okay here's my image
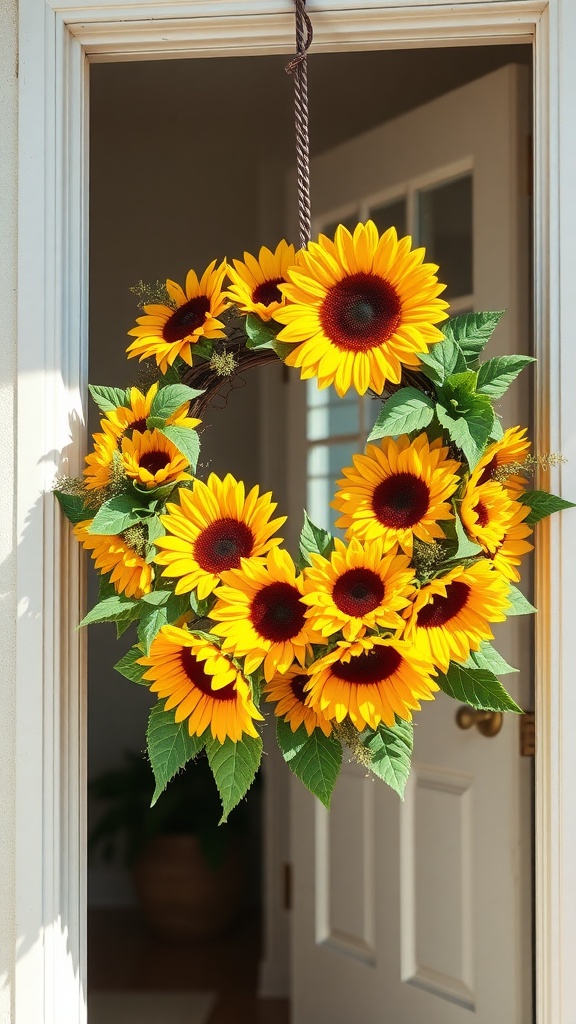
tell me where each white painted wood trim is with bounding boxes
[17,4,89,1022]
[16,0,576,1020]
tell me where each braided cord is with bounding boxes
[286,0,314,248]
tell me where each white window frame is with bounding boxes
[16,2,576,1022]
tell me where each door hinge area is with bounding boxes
[520,711,535,757]
[283,862,293,910]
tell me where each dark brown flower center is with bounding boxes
[250,581,306,643]
[372,473,430,529]
[475,501,489,528]
[290,673,309,705]
[416,581,471,629]
[252,278,284,307]
[139,451,171,475]
[320,272,402,352]
[162,295,211,344]
[332,567,385,617]
[194,518,255,575]
[477,456,498,486]
[129,417,148,434]
[180,646,236,701]
[331,644,403,685]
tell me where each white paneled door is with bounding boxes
[289,66,533,1024]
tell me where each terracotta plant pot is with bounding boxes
[132,834,243,939]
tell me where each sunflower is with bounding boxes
[489,500,533,582]
[305,635,438,731]
[273,221,449,397]
[209,547,318,682]
[227,240,297,322]
[126,261,230,372]
[102,383,201,442]
[301,536,415,641]
[470,426,530,499]
[333,433,461,555]
[154,473,286,599]
[121,429,192,490]
[264,665,333,737]
[460,479,515,554]
[138,625,263,744]
[73,520,153,598]
[83,429,118,491]
[403,561,511,672]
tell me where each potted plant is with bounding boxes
[88,751,256,939]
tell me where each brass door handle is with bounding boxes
[455,705,503,737]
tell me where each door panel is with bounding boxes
[289,65,532,1024]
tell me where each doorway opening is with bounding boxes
[87,41,533,1024]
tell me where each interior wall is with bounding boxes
[87,44,531,909]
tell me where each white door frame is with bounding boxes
[16,1,576,1022]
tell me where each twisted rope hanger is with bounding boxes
[286,0,314,249]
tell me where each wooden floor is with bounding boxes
[88,908,290,1024]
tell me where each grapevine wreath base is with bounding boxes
[56,222,573,817]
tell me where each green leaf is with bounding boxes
[150,384,204,421]
[419,337,466,384]
[476,355,535,399]
[463,641,518,676]
[205,734,263,822]
[190,591,215,619]
[138,604,169,653]
[298,511,335,567]
[79,593,141,627]
[437,663,522,712]
[361,718,413,798]
[277,720,342,809]
[88,384,129,413]
[140,589,172,607]
[157,365,183,386]
[436,396,494,469]
[506,584,537,615]
[116,613,140,637]
[160,426,200,473]
[54,490,91,525]
[244,313,281,348]
[114,646,148,684]
[190,338,214,361]
[490,416,504,441]
[367,387,434,442]
[146,515,165,546]
[520,489,576,524]
[87,494,150,536]
[147,701,206,806]
[450,512,483,560]
[442,311,505,365]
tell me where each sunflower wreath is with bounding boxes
[55,222,574,819]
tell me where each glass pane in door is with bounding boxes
[418,174,473,298]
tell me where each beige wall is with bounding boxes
[0,0,17,1016]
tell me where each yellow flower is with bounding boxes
[227,240,297,322]
[305,635,438,731]
[273,221,449,396]
[333,433,461,555]
[155,473,286,600]
[469,426,530,499]
[102,382,201,442]
[488,501,533,582]
[264,665,333,737]
[83,429,118,492]
[126,261,230,372]
[301,536,415,641]
[121,429,192,490]
[73,520,153,598]
[403,561,511,672]
[138,625,263,744]
[209,547,318,682]
[460,479,515,554]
